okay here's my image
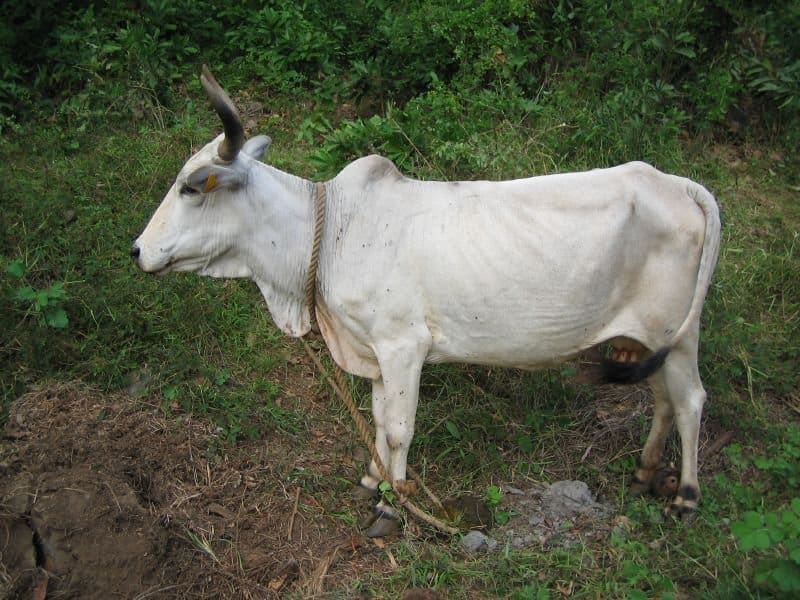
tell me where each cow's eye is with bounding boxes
[180,183,199,196]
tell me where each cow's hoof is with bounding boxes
[663,485,699,522]
[365,514,401,538]
[663,502,697,522]
[651,467,680,498]
[353,483,379,500]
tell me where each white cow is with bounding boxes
[133,68,720,537]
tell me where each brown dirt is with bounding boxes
[0,381,391,599]
[0,369,737,599]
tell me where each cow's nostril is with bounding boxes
[131,245,141,260]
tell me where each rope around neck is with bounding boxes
[300,181,458,535]
[303,182,327,314]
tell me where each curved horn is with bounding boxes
[200,65,245,162]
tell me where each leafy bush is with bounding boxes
[732,498,800,595]
[3,0,798,145]
[308,111,409,178]
[219,1,340,92]
[1,0,216,125]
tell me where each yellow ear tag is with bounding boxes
[203,172,218,193]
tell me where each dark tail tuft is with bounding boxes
[601,346,671,384]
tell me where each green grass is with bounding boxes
[3,42,800,600]
[0,115,298,441]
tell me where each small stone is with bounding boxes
[124,367,152,398]
[527,514,544,527]
[542,480,607,521]
[460,530,497,553]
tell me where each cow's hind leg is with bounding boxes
[633,326,706,517]
[631,372,674,496]
[659,342,706,518]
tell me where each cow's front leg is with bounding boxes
[358,376,390,495]
[362,336,429,537]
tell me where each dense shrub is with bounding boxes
[1,0,798,144]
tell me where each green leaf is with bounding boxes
[6,259,25,279]
[622,559,646,581]
[753,456,772,470]
[743,511,763,529]
[516,434,534,453]
[47,281,66,299]
[36,290,51,308]
[101,43,122,53]
[773,561,800,591]
[214,368,230,386]
[485,485,502,507]
[751,529,773,550]
[44,307,69,329]
[445,420,461,439]
[765,511,780,529]
[13,286,36,302]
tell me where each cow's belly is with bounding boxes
[422,303,611,368]
[319,257,696,378]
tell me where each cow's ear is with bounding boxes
[186,165,242,193]
[242,135,271,160]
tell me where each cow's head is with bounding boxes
[131,66,271,278]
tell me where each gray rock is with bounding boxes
[124,367,153,398]
[460,530,497,553]
[542,480,606,521]
[527,514,544,527]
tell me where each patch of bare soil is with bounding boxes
[0,382,388,599]
[0,373,737,599]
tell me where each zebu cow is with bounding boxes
[132,67,720,537]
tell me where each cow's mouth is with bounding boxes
[150,264,174,276]
[140,257,181,276]
[150,256,211,276]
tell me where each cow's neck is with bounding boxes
[246,163,316,337]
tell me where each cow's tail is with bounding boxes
[601,181,721,385]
